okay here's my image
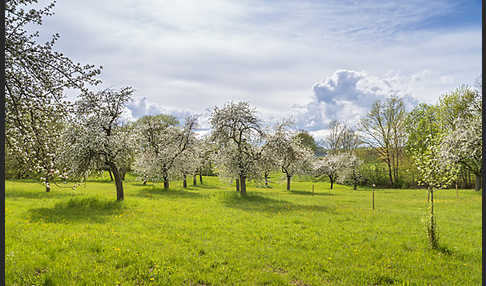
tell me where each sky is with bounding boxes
[36,0,481,139]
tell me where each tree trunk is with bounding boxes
[110,165,124,201]
[236,179,239,192]
[386,159,393,186]
[428,187,438,248]
[193,174,197,186]
[286,175,291,191]
[475,174,481,191]
[353,183,357,190]
[121,170,126,181]
[163,178,169,190]
[108,169,113,181]
[143,178,147,185]
[394,150,399,185]
[264,173,269,187]
[183,174,187,188]
[199,172,203,184]
[388,166,393,186]
[45,177,50,192]
[240,175,247,195]
[329,176,334,190]
[461,170,467,188]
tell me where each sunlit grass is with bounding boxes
[6,175,481,285]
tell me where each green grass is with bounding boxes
[6,175,481,285]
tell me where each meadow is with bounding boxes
[6,175,481,285]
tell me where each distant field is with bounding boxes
[6,176,481,285]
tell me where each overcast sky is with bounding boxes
[38,0,481,139]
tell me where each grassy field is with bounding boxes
[6,175,481,285]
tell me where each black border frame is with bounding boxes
[482,0,485,285]
[1,0,6,285]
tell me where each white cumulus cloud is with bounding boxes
[292,69,419,133]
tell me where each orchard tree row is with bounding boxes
[5,0,482,204]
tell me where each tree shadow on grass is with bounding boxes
[289,190,335,196]
[6,189,82,200]
[135,187,204,199]
[28,197,124,224]
[131,183,151,187]
[222,192,336,214]
[186,184,224,191]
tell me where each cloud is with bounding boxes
[292,69,419,132]
[126,97,163,119]
[30,0,480,141]
[125,97,209,129]
[440,75,455,84]
[39,1,480,112]
[411,70,431,82]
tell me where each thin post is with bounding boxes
[372,190,375,210]
[428,187,437,248]
[372,184,375,210]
